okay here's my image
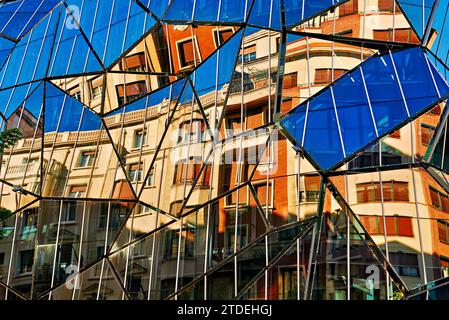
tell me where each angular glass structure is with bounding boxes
[0,0,448,301]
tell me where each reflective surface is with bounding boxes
[0,0,448,300]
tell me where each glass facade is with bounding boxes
[0,0,448,301]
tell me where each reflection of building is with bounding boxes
[0,0,448,301]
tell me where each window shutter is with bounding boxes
[396,216,413,237]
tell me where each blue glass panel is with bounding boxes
[0,82,40,119]
[219,0,249,22]
[392,47,447,116]
[362,52,408,136]
[148,0,170,19]
[279,104,307,147]
[0,36,14,68]
[284,0,337,28]
[45,82,101,133]
[21,81,44,119]
[123,3,156,61]
[0,0,60,40]
[303,90,344,169]
[332,69,377,156]
[164,0,195,21]
[0,5,61,88]
[397,0,434,37]
[192,29,243,96]
[427,54,449,97]
[49,7,103,76]
[427,0,449,69]
[248,0,281,30]
[193,0,219,21]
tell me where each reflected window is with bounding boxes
[359,215,413,237]
[178,119,205,143]
[68,185,86,198]
[78,150,95,167]
[177,37,201,69]
[254,180,273,208]
[421,124,435,146]
[21,208,38,237]
[314,68,347,85]
[133,129,147,149]
[373,28,418,43]
[121,52,146,72]
[338,0,358,17]
[213,28,234,47]
[116,81,147,105]
[224,224,248,256]
[173,158,211,186]
[89,78,103,100]
[17,249,34,274]
[128,163,143,182]
[390,129,401,139]
[300,175,321,203]
[238,44,256,63]
[279,267,298,300]
[441,256,449,278]
[438,220,449,244]
[146,167,155,187]
[389,252,420,277]
[430,187,449,213]
[283,72,298,89]
[163,228,194,259]
[356,181,409,203]
[72,90,82,101]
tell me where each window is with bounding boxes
[300,175,321,202]
[430,187,449,213]
[68,185,86,198]
[89,78,103,99]
[146,167,155,187]
[128,163,143,182]
[441,256,449,278]
[314,68,347,85]
[213,28,234,47]
[359,215,413,237]
[373,28,419,43]
[121,52,146,72]
[421,124,435,146]
[356,181,409,203]
[133,129,147,149]
[224,224,248,256]
[116,81,147,105]
[338,0,358,16]
[173,157,211,186]
[163,228,194,259]
[72,90,82,101]
[389,252,420,277]
[177,38,201,68]
[238,44,256,63]
[78,150,95,167]
[390,130,401,139]
[21,208,38,236]
[178,119,206,143]
[254,181,273,208]
[431,105,441,115]
[18,249,34,274]
[283,72,298,89]
[438,220,449,244]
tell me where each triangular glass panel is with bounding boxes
[0,3,63,89]
[30,199,135,298]
[64,0,157,68]
[396,0,434,38]
[280,47,449,171]
[47,4,104,77]
[292,0,420,45]
[329,165,449,291]
[0,36,14,69]
[166,218,315,300]
[284,0,341,29]
[250,127,321,228]
[1,82,44,196]
[0,0,61,40]
[0,201,40,299]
